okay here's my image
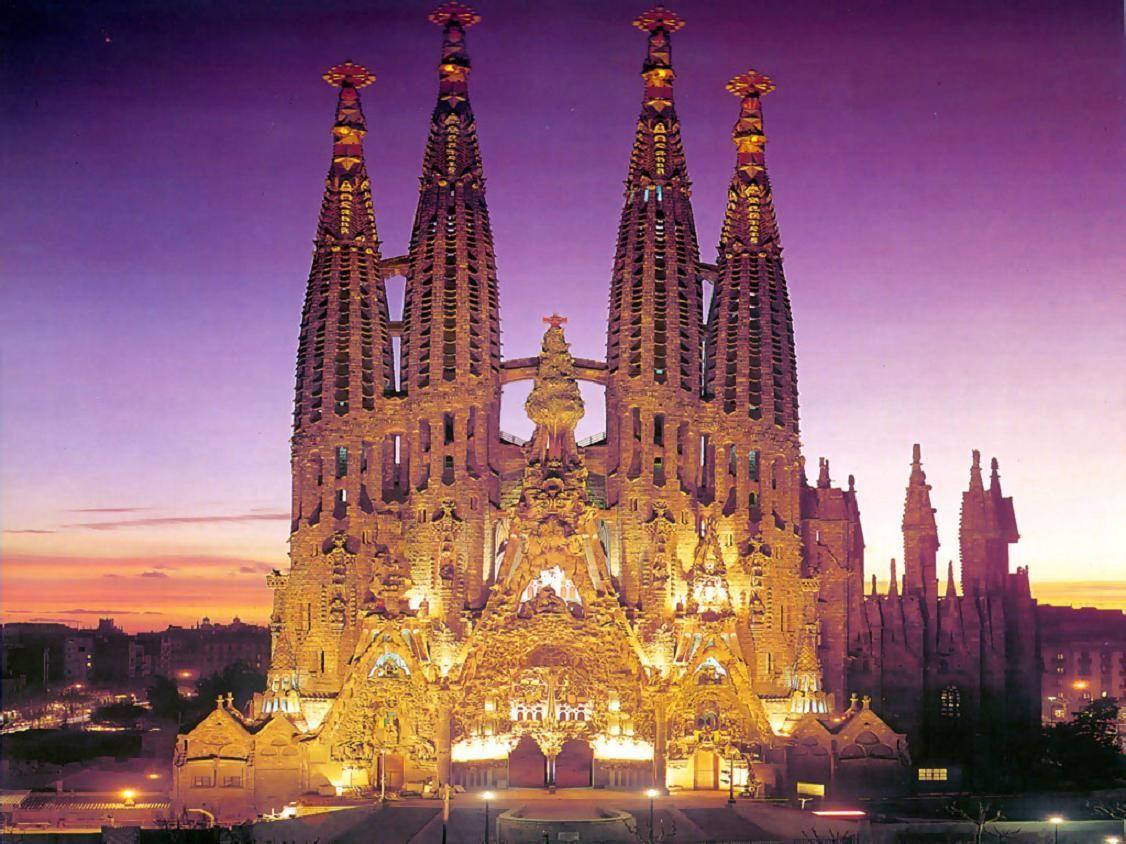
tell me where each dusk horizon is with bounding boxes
[3,0,1124,632]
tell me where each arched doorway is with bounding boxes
[555,739,592,788]
[508,735,546,787]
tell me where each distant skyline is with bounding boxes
[2,0,1124,631]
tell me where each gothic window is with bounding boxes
[336,446,348,478]
[939,685,961,719]
[443,412,455,444]
[653,414,664,446]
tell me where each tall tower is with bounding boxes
[705,70,801,532]
[959,451,1019,595]
[902,444,939,610]
[274,62,391,698]
[605,6,704,608]
[399,2,501,615]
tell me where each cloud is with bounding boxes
[61,511,290,531]
[140,570,169,578]
[65,508,149,514]
[102,573,124,579]
[3,529,56,534]
[24,608,168,616]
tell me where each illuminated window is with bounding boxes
[918,768,947,782]
[336,446,348,477]
[939,685,961,719]
[192,775,213,788]
[222,776,242,788]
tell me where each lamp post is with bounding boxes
[727,752,736,805]
[482,790,495,844]
[645,788,659,844]
[1048,815,1064,844]
[380,748,387,802]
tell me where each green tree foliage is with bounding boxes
[1039,697,1124,790]
[146,664,266,731]
[147,674,187,722]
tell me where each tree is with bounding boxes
[178,662,267,730]
[147,674,187,722]
[947,799,1020,844]
[1039,698,1124,790]
[194,661,265,712]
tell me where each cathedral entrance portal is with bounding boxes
[379,752,405,790]
[508,735,547,787]
[693,748,718,789]
[554,739,593,788]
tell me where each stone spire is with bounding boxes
[960,450,1018,595]
[704,70,798,434]
[945,560,957,598]
[902,444,939,600]
[816,457,831,489]
[605,6,703,395]
[401,1,501,392]
[887,559,898,597]
[294,62,395,432]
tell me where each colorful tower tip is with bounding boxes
[727,70,775,98]
[633,6,685,33]
[323,61,376,89]
[428,1,481,27]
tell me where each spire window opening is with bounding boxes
[336,446,348,478]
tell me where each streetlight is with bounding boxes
[482,790,495,843]
[645,788,659,844]
[727,753,736,805]
[1104,836,1120,844]
[120,789,136,807]
[1048,815,1064,844]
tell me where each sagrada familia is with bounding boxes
[174,4,1041,820]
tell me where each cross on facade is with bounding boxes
[542,313,567,329]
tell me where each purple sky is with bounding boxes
[2,0,1124,628]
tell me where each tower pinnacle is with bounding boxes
[705,67,797,431]
[322,60,376,89]
[428,3,479,108]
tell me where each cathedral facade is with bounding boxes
[173,4,1039,820]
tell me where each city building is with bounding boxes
[173,4,1041,821]
[63,635,94,684]
[161,618,270,687]
[1040,605,1126,748]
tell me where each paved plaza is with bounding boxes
[247,789,832,843]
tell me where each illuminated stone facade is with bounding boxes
[172,4,1039,821]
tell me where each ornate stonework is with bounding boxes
[173,4,1039,822]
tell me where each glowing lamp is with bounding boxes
[645,788,660,799]
[812,810,866,818]
[121,789,136,806]
[482,790,495,801]
[1048,816,1064,824]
